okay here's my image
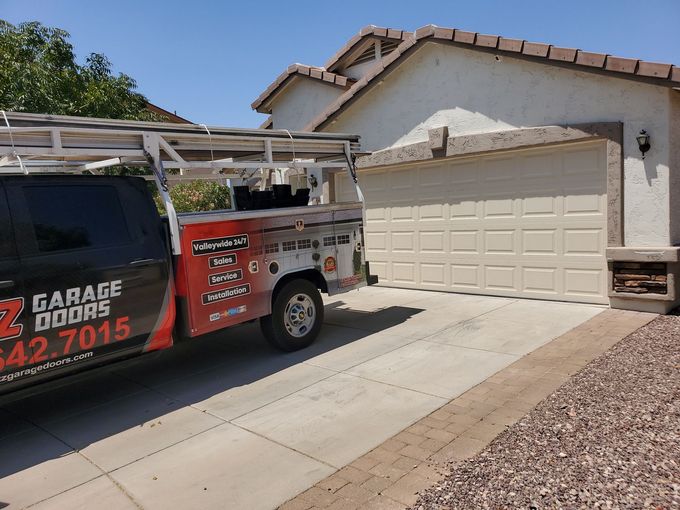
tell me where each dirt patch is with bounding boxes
[412,314,680,509]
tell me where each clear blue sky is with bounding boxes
[3,0,679,128]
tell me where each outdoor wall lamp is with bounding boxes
[636,129,651,159]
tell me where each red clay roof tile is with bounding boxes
[497,37,524,52]
[433,26,454,40]
[387,28,403,39]
[523,42,551,57]
[636,61,672,78]
[453,30,476,44]
[415,25,436,39]
[549,46,578,62]
[575,50,608,67]
[605,56,638,73]
[475,34,499,48]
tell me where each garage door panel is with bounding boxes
[354,141,608,304]
[419,201,447,221]
[451,230,479,254]
[334,173,356,202]
[390,168,415,190]
[366,231,388,252]
[562,147,601,176]
[563,228,603,256]
[391,232,415,252]
[392,262,416,284]
[420,263,446,286]
[482,157,517,184]
[563,268,604,297]
[389,205,416,222]
[519,153,556,182]
[450,161,479,185]
[484,230,516,254]
[521,194,558,217]
[522,229,557,255]
[370,261,388,281]
[564,190,605,216]
[522,267,558,295]
[362,171,388,193]
[366,206,389,223]
[451,197,479,220]
[485,265,518,291]
[483,194,516,219]
[419,231,446,253]
[419,164,450,188]
[451,264,480,289]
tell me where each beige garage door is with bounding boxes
[337,141,608,304]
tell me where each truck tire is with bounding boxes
[261,279,324,351]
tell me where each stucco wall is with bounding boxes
[324,42,672,247]
[270,78,344,131]
[669,91,680,246]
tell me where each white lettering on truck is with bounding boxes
[32,280,122,332]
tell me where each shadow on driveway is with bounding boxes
[0,302,423,480]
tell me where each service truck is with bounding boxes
[0,112,376,393]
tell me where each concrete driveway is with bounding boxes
[0,288,603,510]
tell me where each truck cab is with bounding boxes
[0,175,172,392]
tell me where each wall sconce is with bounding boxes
[636,130,650,159]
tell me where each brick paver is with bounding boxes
[277,309,655,509]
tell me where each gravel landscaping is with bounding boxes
[412,313,680,509]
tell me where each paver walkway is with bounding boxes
[280,308,656,510]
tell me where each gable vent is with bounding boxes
[349,40,400,68]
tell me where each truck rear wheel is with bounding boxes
[261,279,324,351]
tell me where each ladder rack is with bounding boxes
[0,111,363,255]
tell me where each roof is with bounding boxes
[251,64,355,113]
[145,102,192,123]
[267,24,680,132]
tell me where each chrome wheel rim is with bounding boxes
[284,293,315,338]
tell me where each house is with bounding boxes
[252,25,680,313]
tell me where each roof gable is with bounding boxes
[252,64,354,113]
